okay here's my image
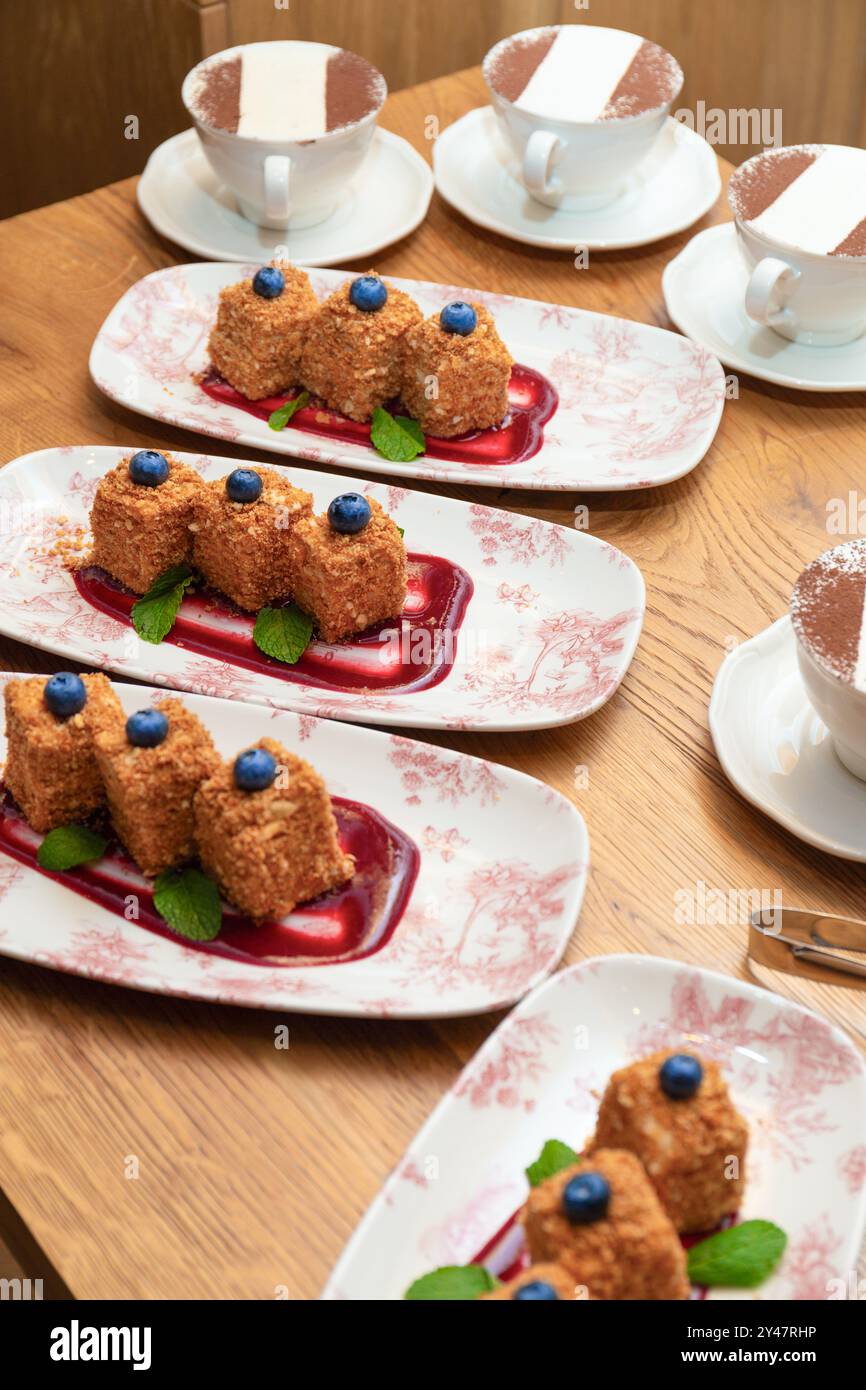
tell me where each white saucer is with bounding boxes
[664,223,866,392]
[137,127,433,266]
[709,616,866,861]
[432,107,721,251]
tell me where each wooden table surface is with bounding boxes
[1,67,865,1300]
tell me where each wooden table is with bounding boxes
[0,67,864,1300]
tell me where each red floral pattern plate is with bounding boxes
[89,262,726,491]
[0,677,588,1018]
[0,446,644,731]
[324,955,866,1298]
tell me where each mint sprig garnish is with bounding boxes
[253,604,313,664]
[131,564,195,644]
[405,1265,499,1300]
[268,390,310,432]
[526,1138,580,1188]
[153,867,222,942]
[370,407,426,463]
[687,1220,787,1288]
[37,824,108,872]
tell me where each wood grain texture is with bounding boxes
[0,67,864,1299]
[0,0,219,219]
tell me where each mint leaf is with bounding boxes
[405,1265,499,1300]
[253,604,313,664]
[687,1220,787,1288]
[153,867,222,942]
[370,407,426,462]
[526,1138,580,1188]
[37,824,108,871]
[131,564,195,644]
[268,390,310,431]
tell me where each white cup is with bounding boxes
[794,635,866,781]
[482,26,682,210]
[731,148,866,347]
[182,42,386,231]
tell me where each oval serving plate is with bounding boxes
[89,261,725,491]
[0,446,645,732]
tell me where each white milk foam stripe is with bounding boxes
[752,147,866,255]
[238,43,337,140]
[516,27,643,123]
[855,590,866,692]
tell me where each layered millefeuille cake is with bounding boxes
[87,451,407,646]
[208,262,514,438]
[3,673,354,920]
[405,1049,782,1302]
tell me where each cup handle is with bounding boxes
[523,130,560,198]
[264,155,291,224]
[744,256,801,333]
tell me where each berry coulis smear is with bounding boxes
[74,553,473,694]
[0,791,419,967]
[200,365,558,466]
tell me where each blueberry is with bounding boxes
[349,275,388,312]
[128,450,169,487]
[234,747,277,792]
[659,1053,703,1100]
[439,301,477,335]
[126,709,169,748]
[561,1171,610,1225]
[512,1280,559,1301]
[44,672,87,718]
[328,492,371,535]
[226,468,263,503]
[252,266,285,299]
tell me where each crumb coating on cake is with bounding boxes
[589,1049,748,1234]
[3,674,122,833]
[193,737,354,921]
[208,261,319,400]
[89,453,202,594]
[299,275,422,422]
[191,468,313,611]
[400,305,513,438]
[89,698,219,877]
[522,1149,690,1300]
[479,1262,587,1301]
[288,497,406,643]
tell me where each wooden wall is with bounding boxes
[0,0,201,219]
[3,0,866,219]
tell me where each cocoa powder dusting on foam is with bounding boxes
[485,28,557,102]
[833,215,866,258]
[192,54,241,133]
[791,540,866,683]
[601,39,682,120]
[729,146,821,222]
[325,49,385,131]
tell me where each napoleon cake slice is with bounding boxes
[194,738,354,921]
[589,1050,748,1234]
[89,698,219,878]
[288,491,406,643]
[299,272,422,422]
[89,449,202,595]
[522,1148,690,1299]
[479,1263,586,1301]
[3,672,122,834]
[191,465,313,612]
[400,300,513,438]
[208,261,319,400]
